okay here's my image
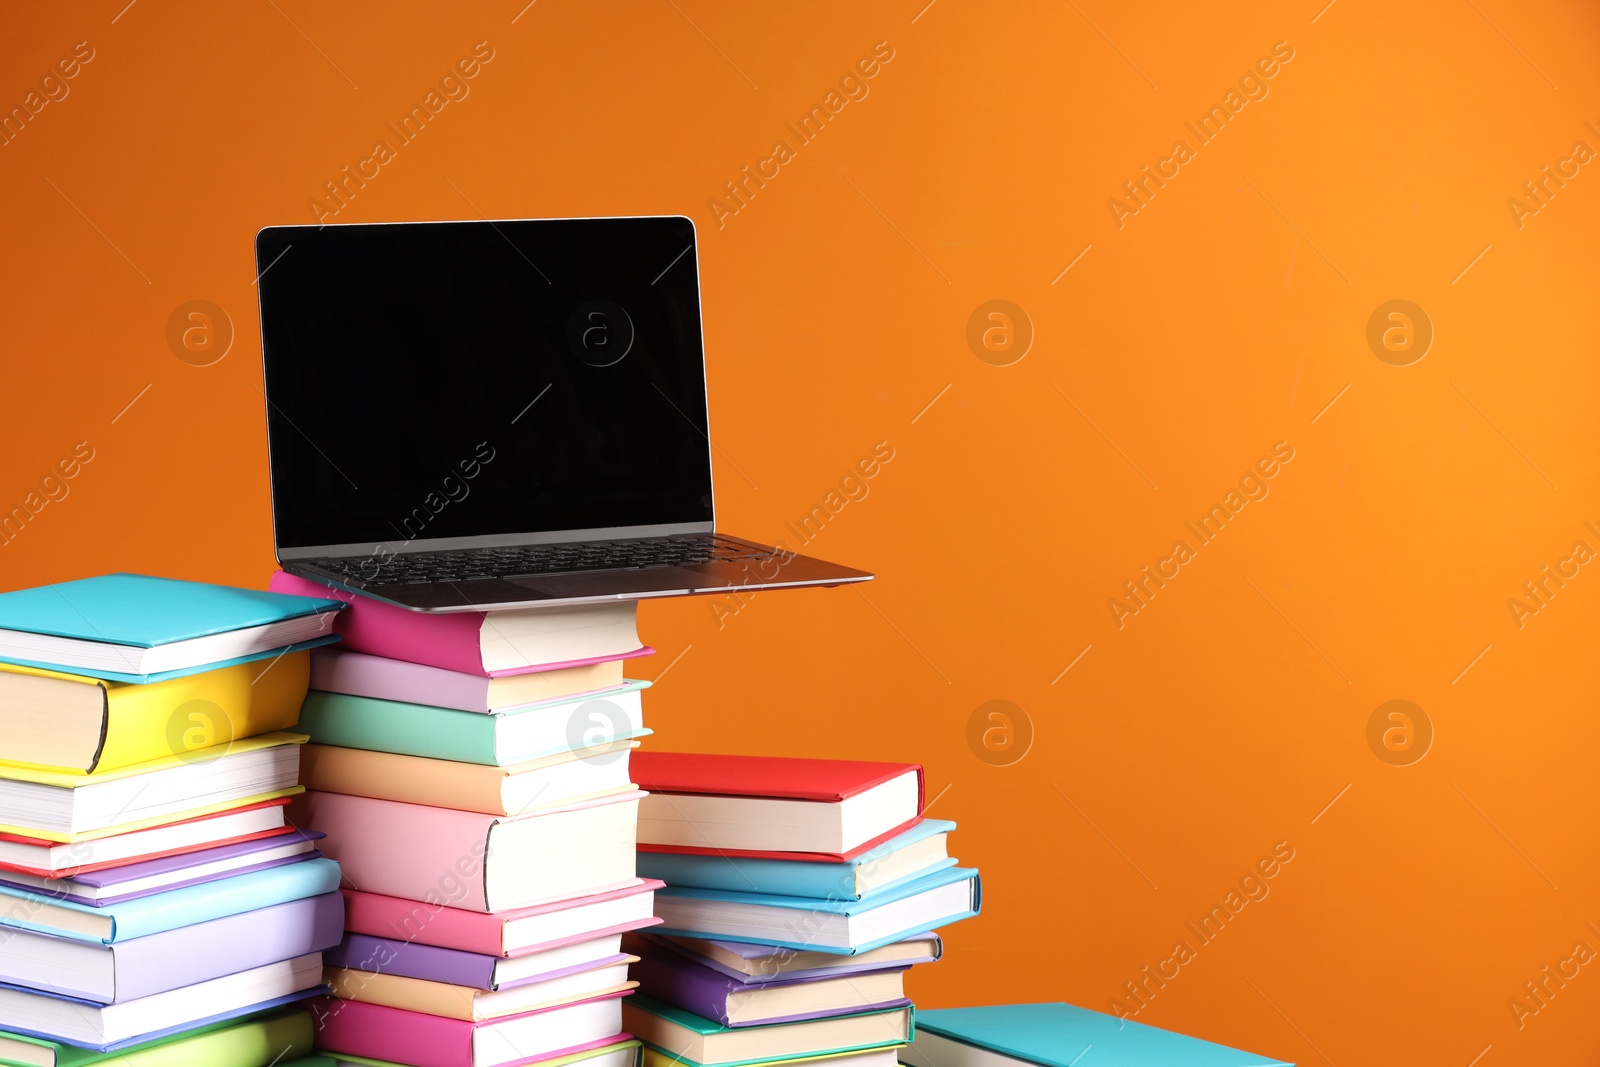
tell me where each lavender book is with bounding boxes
[629,945,911,1027]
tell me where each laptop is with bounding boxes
[255,215,872,613]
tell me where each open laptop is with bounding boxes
[255,215,871,613]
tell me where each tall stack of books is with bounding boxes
[0,573,347,1067]
[619,753,981,1067]
[268,572,662,1067]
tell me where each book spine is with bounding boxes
[310,996,471,1067]
[86,857,341,943]
[635,853,858,899]
[296,793,492,912]
[270,571,488,673]
[341,891,507,956]
[97,654,310,774]
[301,745,506,814]
[297,693,499,765]
[110,893,344,1001]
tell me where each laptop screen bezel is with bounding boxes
[257,214,718,562]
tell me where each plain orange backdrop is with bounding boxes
[4,1,1600,1063]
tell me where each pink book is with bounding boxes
[308,647,649,714]
[311,991,632,1067]
[343,880,665,957]
[269,570,651,676]
[294,789,645,913]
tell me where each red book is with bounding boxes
[633,752,924,861]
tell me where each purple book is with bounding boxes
[326,932,631,992]
[630,946,911,1027]
[645,931,942,985]
[0,891,344,1003]
[0,832,326,906]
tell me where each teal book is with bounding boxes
[297,680,650,765]
[652,866,980,955]
[624,993,912,1067]
[637,819,957,899]
[0,857,341,944]
[0,574,342,683]
[906,1003,1292,1067]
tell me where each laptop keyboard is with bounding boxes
[312,536,775,585]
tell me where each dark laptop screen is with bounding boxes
[257,216,715,552]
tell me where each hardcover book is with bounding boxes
[651,867,980,955]
[270,571,645,676]
[0,1007,314,1067]
[627,948,909,1027]
[296,684,648,767]
[902,1003,1292,1067]
[0,574,341,683]
[0,892,342,1002]
[340,880,663,957]
[632,754,923,858]
[296,792,642,913]
[0,652,312,776]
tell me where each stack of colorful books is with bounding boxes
[0,573,347,1067]
[620,753,981,1067]
[268,572,662,1067]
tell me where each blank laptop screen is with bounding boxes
[257,216,715,552]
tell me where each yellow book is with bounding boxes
[0,732,307,842]
[0,652,309,775]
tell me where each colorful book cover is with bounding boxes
[0,575,341,646]
[341,880,664,957]
[295,683,649,766]
[624,995,913,1063]
[326,1038,641,1067]
[0,893,343,1003]
[0,651,312,776]
[639,932,941,985]
[651,867,981,955]
[270,571,648,676]
[0,797,297,878]
[0,1007,313,1067]
[295,792,642,913]
[908,1003,1292,1067]
[308,992,631,1067]
[309,648,646,712]
[636,820,956,900]
[0,856,341,943]
[628,950,910,1027]
[327,934,633,992]
[0,833,326,907]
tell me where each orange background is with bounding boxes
[3,1,1600,1062]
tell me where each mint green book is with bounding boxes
[0,1008,311,1067]
[623,993,911,1067]
[297,680,649,765]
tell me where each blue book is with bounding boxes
[906,1003,1292,1067]
[638,819,957,900]
[0,574,343,682]
[0,857,341,944]
[651,865,980,955]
